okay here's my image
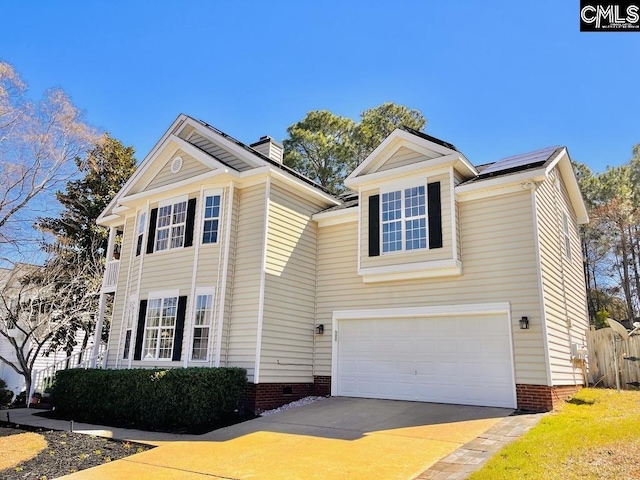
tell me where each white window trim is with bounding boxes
[190,287,215,362]
[201,189,223,245]
[380,178,428,255]
[122,295,138,360]
[155,195,189,252]
[142,290,180,361]
[136,210,147,256]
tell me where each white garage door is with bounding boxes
[336,314,516,408]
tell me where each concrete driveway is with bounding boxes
[63,398,514,480]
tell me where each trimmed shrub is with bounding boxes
[51,367,247,430]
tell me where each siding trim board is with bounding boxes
[532,187,553,386]
[254,178,271,384]
[215,182,235,367]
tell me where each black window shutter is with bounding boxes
[428,182,443,249]
[133,300,148,361]
[368,194,380,257]
[184,198,197,248]
[172,296,187,361]
[146,208,158,254]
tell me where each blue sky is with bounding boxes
[1,1,638,174]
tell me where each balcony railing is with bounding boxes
[102,259,120,291]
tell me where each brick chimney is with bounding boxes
[250,136,283,164]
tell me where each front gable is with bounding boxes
[342,128,475,283]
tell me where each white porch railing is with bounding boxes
[102,259,120,291]
[28,343,107,407]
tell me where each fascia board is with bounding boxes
[313,207,358,227]
[456,169,548,200]
[545,149,589,224]
[118,169,236,205]
[97,114,188,223]
[169,134,238,172]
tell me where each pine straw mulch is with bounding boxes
[0,425,152,480]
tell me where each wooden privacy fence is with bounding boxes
[586,328,640,389]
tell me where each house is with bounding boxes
[95,114,589,413]
[0,263,99,397]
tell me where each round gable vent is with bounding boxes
[170,156,183,173]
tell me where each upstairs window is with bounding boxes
[135,212,146,257]
[155,198,187,252]
[202,191,221,244]
[381,185,427,253]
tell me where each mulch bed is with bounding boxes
[0,423,153,480]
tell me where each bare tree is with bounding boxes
[0,247,104,398]
[0,61,98,261]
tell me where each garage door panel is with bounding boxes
[336,314,515,408]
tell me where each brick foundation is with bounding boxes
[516,384,582,412]
[240,377,332,414]
[313,375,331,396]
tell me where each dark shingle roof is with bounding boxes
[400,126,459,152]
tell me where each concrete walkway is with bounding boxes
[4,400,544,479]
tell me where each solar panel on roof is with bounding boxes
[480,146,560,176]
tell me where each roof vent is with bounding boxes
[250,136,283,164]
[170,156,183,173]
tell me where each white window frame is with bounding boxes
[562,212,572,262]
[380,179,428,254]
[155,195,188,252]
[190,287,214,362]
[202,189,222,245]
[136,211,147,256]
[142,290,179,361]
[122,295,138,360]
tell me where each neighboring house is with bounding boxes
[96,114,589,413]
[0,263,98,396]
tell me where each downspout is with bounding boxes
[129,199,150,369]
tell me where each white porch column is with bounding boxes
[91,293,107,368]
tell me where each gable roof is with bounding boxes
[98,115,338,224]
[346,128,477,187]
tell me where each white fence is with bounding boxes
[28,343,107,406]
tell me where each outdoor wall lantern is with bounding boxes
[315,324,324,335]
[519,316,530,330]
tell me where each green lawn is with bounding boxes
[469,388,640,480]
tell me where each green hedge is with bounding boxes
[51,367,247,430]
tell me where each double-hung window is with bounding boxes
[155,197,188,252]
[191,291,213,361]
[202,191,222,244]
[143,295,178,359]
[122,296,137,360]
[381,184,427,253]
[135,212,146,256]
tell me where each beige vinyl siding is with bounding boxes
[146,151,211,190]
[127,148,173,195]
[226,184,267,380]
[316,190,547,385]
[259,183,324,383]
[107,215,136,367]
[359,145,442,176]
[360,172,454,269]
[377,146,441,172]
[535,168,589,385]
[185,132,255,172]
[218,187,240,365]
